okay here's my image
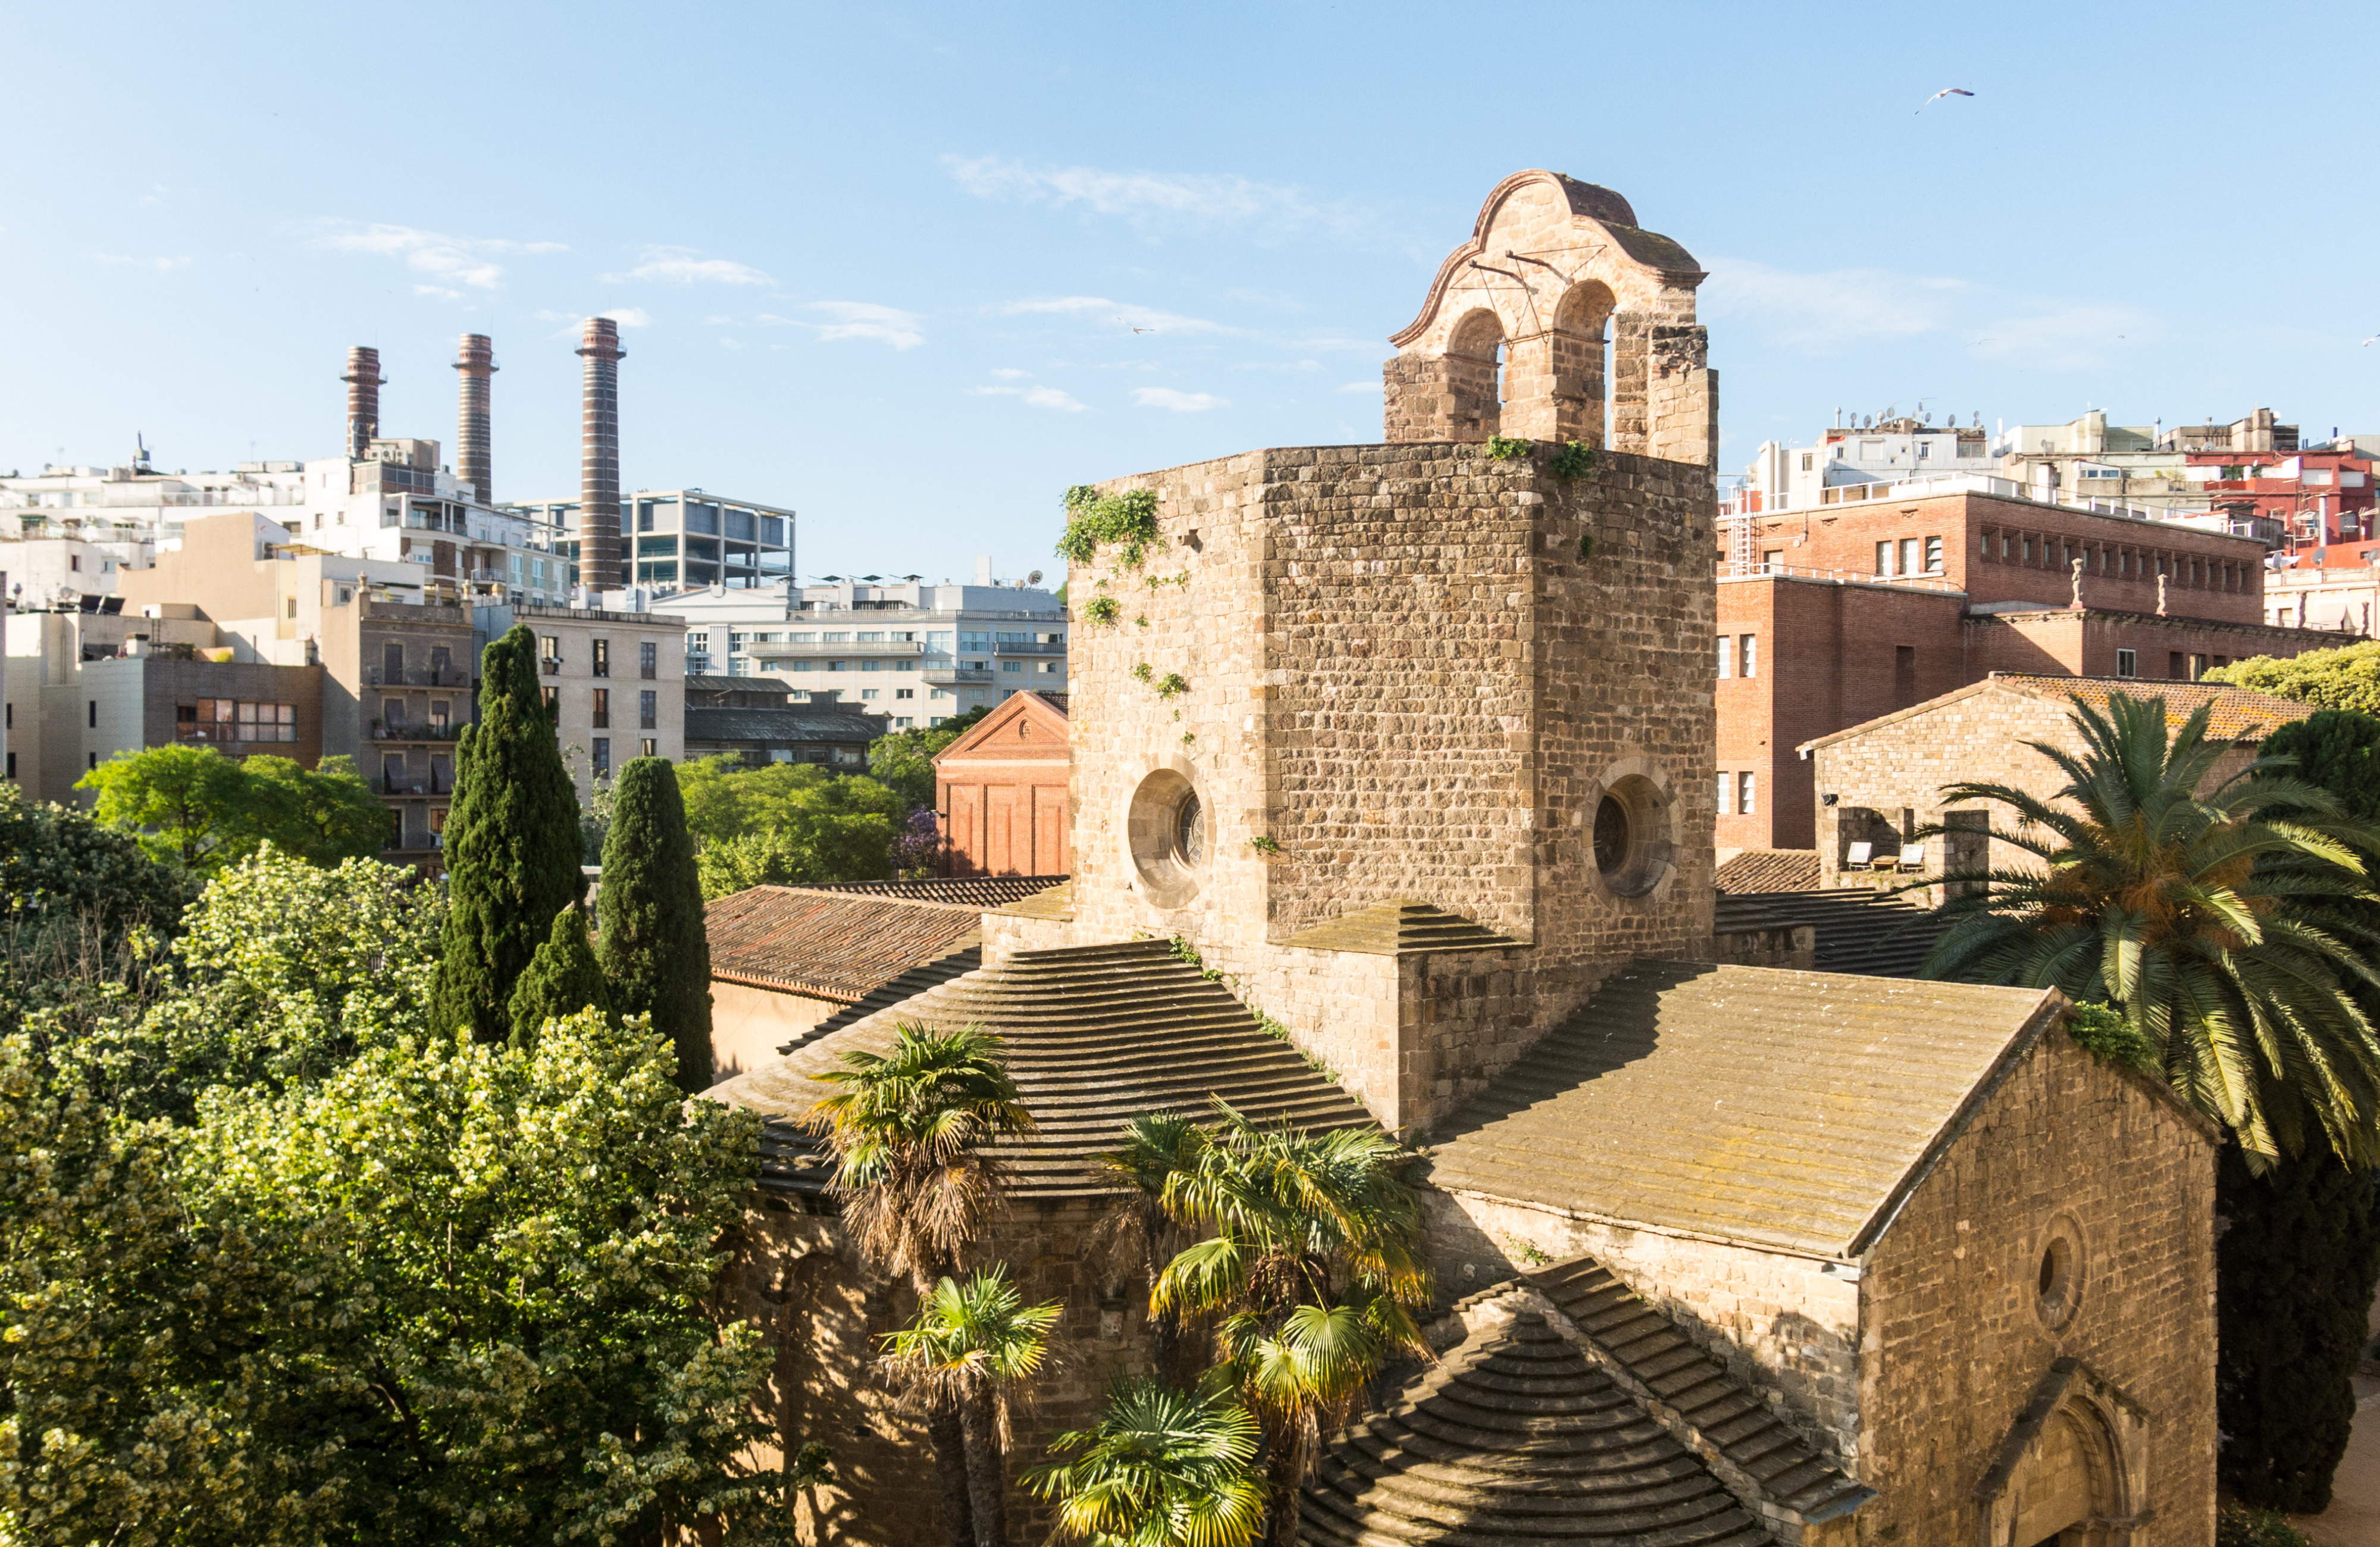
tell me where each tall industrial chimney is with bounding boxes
[452,333,496,503]
[341,346,384,461]
[574,317,626,592]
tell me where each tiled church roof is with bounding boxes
[709,940,1373,1201]
[1714,848,1820,894]
[705,886,982,1004]
[797,875,1068,907]
[1423,962,2060,1257]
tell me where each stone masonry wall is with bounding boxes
[1424,1189,1865,1469]
[1045,441,1714,1135]
[1853,1029,2217,1546]
[1811,685,2266,887]
[725,1194,1160,1546]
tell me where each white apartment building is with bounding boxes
[2,440,580,608]
[1734,412,1999,513]
[503,489,794,594]
[650,575,1066,730]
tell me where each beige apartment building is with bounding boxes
[477,603,685,801]
[114,511,474,860]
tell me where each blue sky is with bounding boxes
[5,1,2375,581]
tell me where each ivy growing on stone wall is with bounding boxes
[1485,436,1532,461]
[1056,486,1164,570]
[1153,673,1189,700]
[1247,835,1280,854]
[1083,596,1121,626]
[1131,663,1154,685]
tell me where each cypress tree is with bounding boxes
[2216,1144,2380,1511]
[2218,707,2380,1510]
[508,904,612,1047]
[433,625,585,1042]
[597,757,713,1093]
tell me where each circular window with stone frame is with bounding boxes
[2034,1216,2085,1332]
[1126,768,1207,909]
[1590,772,1673,898]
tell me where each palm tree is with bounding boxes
[1102,1100,1430,1547]
[882,1268,1063,1547]
[1025,1375,1268,1547]
[1918,692,2380,1167]
[807,1023,1036,1547]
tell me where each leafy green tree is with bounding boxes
[677,756,904,898]
[78,741,248,869]
[869,706,990,812]
[52,845,444,1123]
[598,757,713,1093]
[508,905,612,1047]
[183,1008,800,1545]
[0,780,192,1042]
[242,753,390,863]
[0,1035,338,1547]
[433,625,583,1044]
[1026,1376,1268,1547]
[2216,1142,2380,1512]
[806,1024,1036,1547]
[1919,693,2380,1167]
[2205,638,2380,715]
[882,1268,1061,1547]
[2210,709,2380,1511]
[1106,1102,1430,1546]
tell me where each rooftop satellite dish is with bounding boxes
[1027,569,1044,587]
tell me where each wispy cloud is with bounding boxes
[1701,257,2156,369]
[997,295,1236,337]
[1133,387,1227,413]
[308,221,565,290]
[1700,259,1966,349]
[945,155,1395,247]
[94,253,192,273]
[974,384,1087,412]
[599,307,652,328]
[1236,359,1322,372]
[989,367,1031,379]
[610,245,775,286]
[807,301,924,350]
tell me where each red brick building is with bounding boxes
[933,690,1069,877]
[1717,486,2325,850]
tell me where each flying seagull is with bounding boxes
[2363,334,2378,346]
[1918,87,1975,113]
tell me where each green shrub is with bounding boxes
[1057,486,1163,570]
[1485,435,1532,461]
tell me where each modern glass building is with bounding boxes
[499,488,794,594]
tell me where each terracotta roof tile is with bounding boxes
[704,887,982,1003]
[1985,673,2315,741]
[1714,850,1820,895]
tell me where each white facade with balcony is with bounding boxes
[649,577,1065,729]
[502,489,793,594]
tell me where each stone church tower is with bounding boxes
[989,170,1721,1136]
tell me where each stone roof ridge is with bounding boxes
[992,879,1074,921]
[1517,1254,1878,1532]
[1799,671,2313,754]
[1276,898,1527,956]
[1301,1291,1779,1547]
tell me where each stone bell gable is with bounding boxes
[1382,168,1717,466]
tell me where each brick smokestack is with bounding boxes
[452,333,496,503]
[341,346,383,462]
[574,317,626,591]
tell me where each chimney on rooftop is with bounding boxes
[453,333,496,503]
[341,347,383,462]
[575,318,626,591]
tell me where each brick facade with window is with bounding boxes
[1717,489,2328,850]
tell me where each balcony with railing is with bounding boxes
[923,667,996,685]
[990,639,1066,656]
[747,638,926,658]
[370,721,466,742]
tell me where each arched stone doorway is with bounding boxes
[1975,1358,2149,1546]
